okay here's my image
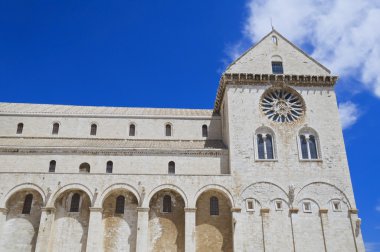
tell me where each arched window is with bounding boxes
[115,195,125,214]
[272,61,283,74]
[49,160,56,172]
[168,161,175,174]
[52,123,59,135]
[129,124,136,136]
[299,129,320,160]
[163,195,172,213]
[106,161,113,173]
[22,194,33,214]
[79,162,90,173]
[16,123,24,134]
[70,193,80,212]
[165,124,172,137]
[202,124,208,137]
[256,127,275,160]
[90,124,97,136]
[210,196,219,215]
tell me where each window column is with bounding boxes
[136,207,150,251]
[35,207,56,252]
[184,208,196,252]
[86,207,104,251]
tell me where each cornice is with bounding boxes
[0,147,228,157]
[213,73,338,113]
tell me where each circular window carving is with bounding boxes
[260,87,304,123]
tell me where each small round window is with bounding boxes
[260,87,305,123]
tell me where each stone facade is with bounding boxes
[0,30,364,251]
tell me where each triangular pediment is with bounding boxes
[225,30,331,75]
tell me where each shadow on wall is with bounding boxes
[52,190,91,252]
[102,191,138,252]
[1,190,43,252]
[196,190,233,252]
[148,190,185,252]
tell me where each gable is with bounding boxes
[225,30,331,75]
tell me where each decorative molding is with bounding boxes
[348,209,358,214]
[184,207,197,212]
[231,207,241,213]
[319,209,328,214]
[214,73,338,113]
[0,147,227,157]
[136,207,149,212]
[260,208,270,214]
[89,207,103,212]
[289,208,299,214]
[41,207,56,213]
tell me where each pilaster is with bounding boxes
[136,207,149,252]
[35,207,56,252]
[0,208,8,234]
[86,207,104,252]
[184,208,197,252]
[348,209,365,252]
[231,208,242,252]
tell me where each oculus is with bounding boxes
[261,87,304,123]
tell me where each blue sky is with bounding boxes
[0,0,379,248]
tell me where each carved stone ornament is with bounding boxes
[261,87,305,123]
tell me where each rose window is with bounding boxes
[261,88,304,123]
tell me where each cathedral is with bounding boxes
[0,30,365,252]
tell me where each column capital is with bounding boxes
[260,208,270,214]
[137,207,150,212]
[41,207,56,213]
[89,207,103,212]
[319,209,328,214]
[348,208,358,214]
[231,207,241,213]
[184,207,197,212]
[289,208,299,214]
[0,208,9,214]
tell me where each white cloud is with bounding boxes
[338,102,359,129]
[366,242,380,252]
[238,0,380,97]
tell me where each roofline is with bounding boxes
[225,29,331,74]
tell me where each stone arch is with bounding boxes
[193,184,234,208]
[97,183,141,208]
[1,183,46,208]
[50,184,92,252]
[295,181,352,209]
[195,185,234,252]
[241,181,288,207]
[144,184,188,208]
[46,183,93,208]
[0,185,44,252]
[148,187,186,252]
[101,185,139,252]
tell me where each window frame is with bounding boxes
[303,201,312,213]
[52,122,60,135]
[106,161,113,174]
[129,123,136,137]
[275,200,283,211]
[115,195,125,214]
[202,124,208,137]
[90,123,97,136]
[245,199,255,212]
[79,162,90,173]
[165,123,172,137]
[16,123,24,135]
[22,194,33,214]
[168,161,175,175]
[69,193,81,213]
[162,195,172,213]
[49,160,56,173]
[210,196,219,216]
[332,200,342,212]
[271,61,284,74]
[254,127,277,161]
[297,128,322,161]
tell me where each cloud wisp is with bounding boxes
[241,0,380,97]
[338,102,360,129]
